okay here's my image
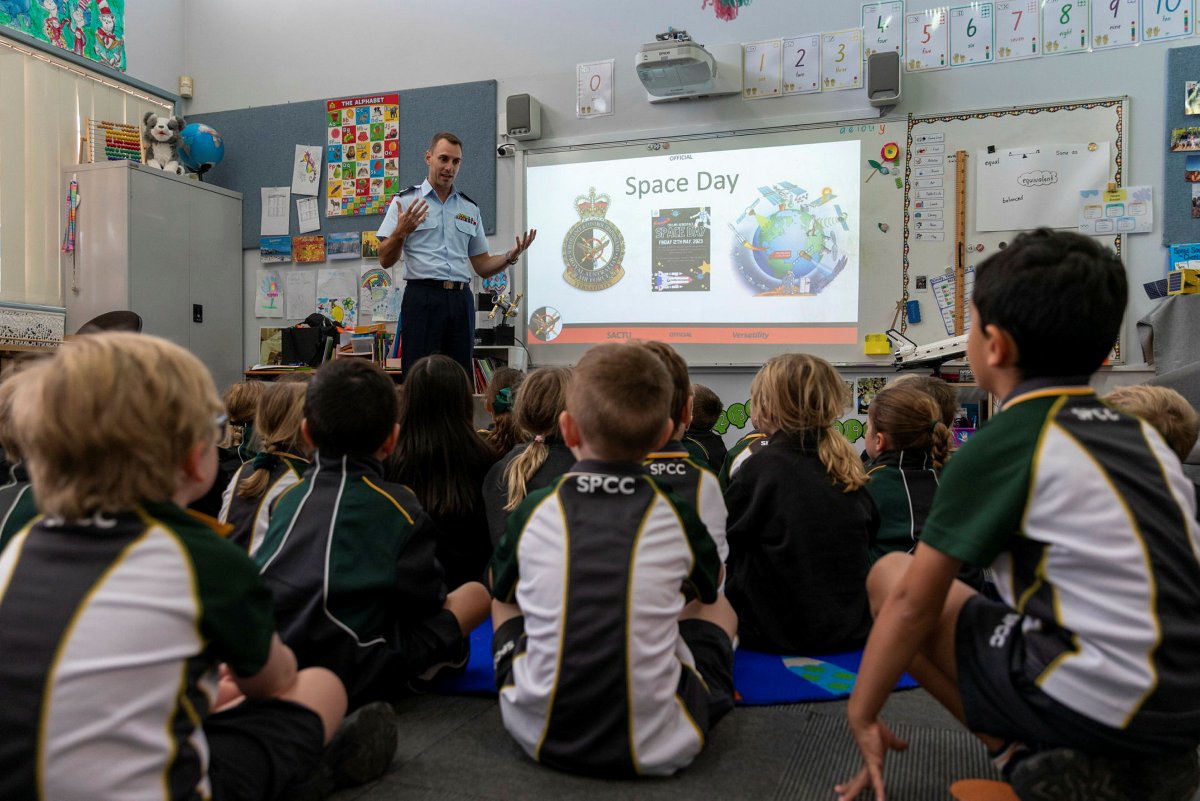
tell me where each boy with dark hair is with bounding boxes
[684,383,728,472]
[837,229,1200,801]
[0,333,348,801]
[257,358,490,708]
[490,342,737,777]
[640,342,728,569]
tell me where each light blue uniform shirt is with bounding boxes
[377,179,489,283]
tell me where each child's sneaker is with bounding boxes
[1009,748,1124,801]
[407,637,470,692]
[290,701,398,801]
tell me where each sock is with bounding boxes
[989,739,1030,778]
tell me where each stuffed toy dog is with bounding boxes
[142,112,186,175]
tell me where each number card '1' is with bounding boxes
[862,1,906,58]
[905,9,950,71]
[1141,0,1193,41]
[950,3,995,65]
[743,39,783,99]
[821,29,864,91]
[995,0,1041,60]
[783,34,821,95]
[1042,0,1090,55]
[1091,0,1139,48]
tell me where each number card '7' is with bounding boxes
[995,0,1041,60]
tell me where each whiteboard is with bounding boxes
[903,98,1127,358]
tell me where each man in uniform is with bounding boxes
[378,132,536,377]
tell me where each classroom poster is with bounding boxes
[821,29,863,90]
[259,236,292,263]
[1078,185,1153,234]
[291,145,322,196]
[0,0,126,71]
[743,40,782,99]
[293,235,326,263]
[1141,0,1194,41]
[782,34,822,94]
[1041,0,1090,55]
[327,232,361,260]
[974,141,1111,231]
[1090,0,1139,49]
[255,269,284,318]
[994,0,1041,61]
[862,2,905,58]
[325,93,400,217]
[949,3,995,66]
[905,8,950,71]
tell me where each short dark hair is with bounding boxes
[305,359,396,457]
[429,131,462,151]
[973,229,1126,379]
[638,341,691,426]
[690,384,723,430]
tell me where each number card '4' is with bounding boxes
[743,40,783,99]
[1042,0,1090,55]
[821,29,864,91]
[950,3,995,65]
[783,34,821,95]
[905,8,950,71]
[1141,0,1193,41]
[862,1,906,58]
[1091,0,1139,47]
[995,0,1041,60]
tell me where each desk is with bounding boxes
[245,368,403,383]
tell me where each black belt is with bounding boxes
[407,278,469,291]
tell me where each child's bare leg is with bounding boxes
[680,592,738,642]
[491,598,521,629]
[277,667,347,745]
[867,552,1003,752]
[444,581,491,635]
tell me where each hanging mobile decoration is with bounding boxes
[61,178,79,254]
[702,0,753,22]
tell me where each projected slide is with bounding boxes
[525,139,860,347]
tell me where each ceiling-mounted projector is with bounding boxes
[635,30,740,103]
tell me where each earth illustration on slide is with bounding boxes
[730,181,849,295]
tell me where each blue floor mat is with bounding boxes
[435,623,918,704]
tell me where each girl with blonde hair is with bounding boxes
[482,366,574,546]
[219,381,310,555]
[724,353,879,654]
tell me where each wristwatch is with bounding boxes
[506,253,519,266]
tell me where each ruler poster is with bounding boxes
[325,93,400,217]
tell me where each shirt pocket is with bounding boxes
[415,210,438,231]
[454,218,477,237]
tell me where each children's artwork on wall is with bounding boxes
[291,145,322,196]
[372,286,402,323]
[255,269,284,318]
[286,270,316,319]
[857,376,888,414]
[327,231,361,260]
[361,231,380,258]
[293,235,326,263]
[316,296,358,328]
[260,236,292,263]
[316,266,357,307]
[843,379,856,410]
[326,93,400,217]
[1,0,126,70]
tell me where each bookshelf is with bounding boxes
[473,345,527,393]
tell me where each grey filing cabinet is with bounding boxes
[63,161,243,390]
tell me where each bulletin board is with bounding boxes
[1164,45,1200,246]
[903,98,1127,357]
[192,79,497,250]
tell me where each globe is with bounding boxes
[178,123,225,173]
[750,208,826,279]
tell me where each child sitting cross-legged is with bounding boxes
[490,342,737,777]
[479,366,525,455]
[684,383,728,473]
[257,358,491,709]
[0,333,350,801]
[724,353,879,654]
[219,380,310,556]
[837,230,1200,801]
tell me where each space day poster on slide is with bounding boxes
[524,139,860,345]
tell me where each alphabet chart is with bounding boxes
[905,8,950,71]
[994,0,1041,60]
[1042,0,1090,55]
[862,1,905,58]
[782,34,821,94]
